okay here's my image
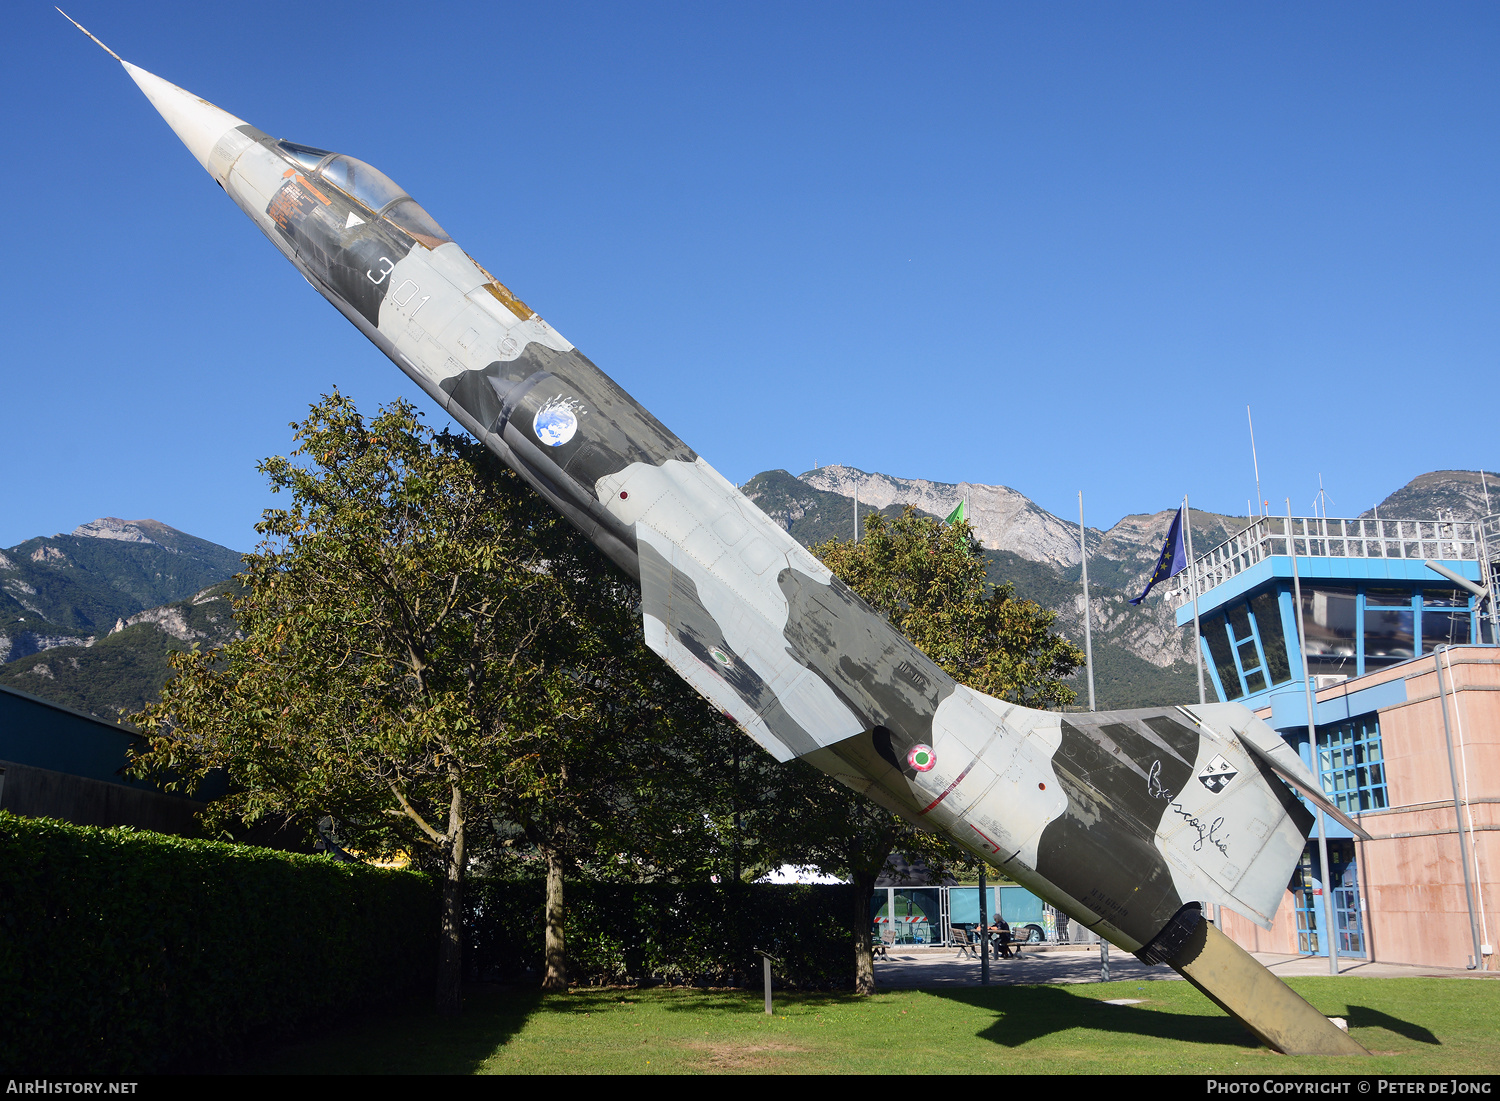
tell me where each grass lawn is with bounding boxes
[240,977,1500,1075]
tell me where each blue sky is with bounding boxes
[3,2,1495,552]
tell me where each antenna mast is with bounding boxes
[1248,406,1264,517]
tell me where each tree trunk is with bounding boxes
[541,846,568,991]
[437,787,466,1015]
[852,868,877,995]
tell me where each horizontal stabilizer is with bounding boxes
[1183,705,1373,841]
[1234,732,1373,841]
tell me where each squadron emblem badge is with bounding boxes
[1198,754,1238,793]
[533,397,580,447]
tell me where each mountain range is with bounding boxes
[744,466,1497,709]
[0,519,244,718]
[3,468,1493,720]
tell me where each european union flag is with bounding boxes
[1129,506,1188,605]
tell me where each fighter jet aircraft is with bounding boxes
[65,13,1368,1055]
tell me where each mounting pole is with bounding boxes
[755,949,778,1014]
[1079,491,1096,711]
[1248,406,1264,516]
[1288,500,1339,977]
[979,867,990,986]
[1184,494,1205,705]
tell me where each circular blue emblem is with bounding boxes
[533,400,578,447]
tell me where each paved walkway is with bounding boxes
[872,944,1500,989]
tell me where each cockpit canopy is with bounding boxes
[275,140,452,249]
[277,141,330,174]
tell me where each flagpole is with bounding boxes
[1183,493,1205,705]
[1078,491,1096,711]
[1288,499,1340,976]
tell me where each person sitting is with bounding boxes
[995,915,1013,959]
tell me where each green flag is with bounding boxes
[944,500,966,525]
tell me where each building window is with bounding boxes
[1293,584,1473,678]
[1315,714,1388,813]
[1204,593,1295,702]
[1421,588,1473,650]
[1298,586,1358,679]
[1250,590,1292,684]
[1293,840,1365,957]
[1364,589,1415,671]
[1203,612,1243,701]
[1203,582,1474,703]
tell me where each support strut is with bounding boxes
[1168,921,1368,1056]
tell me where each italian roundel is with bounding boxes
[908,744,936,772]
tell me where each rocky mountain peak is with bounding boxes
[1362,470,1498,522]
[70,517,173,548]
[799,465,1087,568]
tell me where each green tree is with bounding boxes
[766,506,1085,992]
[129,394,724,1007]
[754,758,946,993]
[496,630,741,990]
[816,507,1085,709]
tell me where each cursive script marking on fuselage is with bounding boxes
[1148,759,1230,857]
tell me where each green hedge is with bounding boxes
[0,812,437,1075]
[466,880,856,990]
[0,814,859,1073]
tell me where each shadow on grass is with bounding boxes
[239,984,848,1073]
[582,983,1256,1050]
[623,988,863,1016]
[1345,1005,1440,1045]
[234,985,544,1074]
[931,986,1256,1049]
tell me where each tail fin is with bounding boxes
[810,690,1322,941]
[979,697,1318,933]
[625,483,1321,941]
[1187,703,1372,840]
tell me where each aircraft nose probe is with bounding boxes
[56,9,118,61]
[58,9,250,183]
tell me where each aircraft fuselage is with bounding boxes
[69,28,1374,1047]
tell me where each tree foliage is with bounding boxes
[764,506,1086,991]
[816,507,1085,709]
[128,397,1084,1001]
[129,394,732,1004]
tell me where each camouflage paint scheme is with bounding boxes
[91,44,1368,970]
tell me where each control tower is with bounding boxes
[1160,513,1500,969]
